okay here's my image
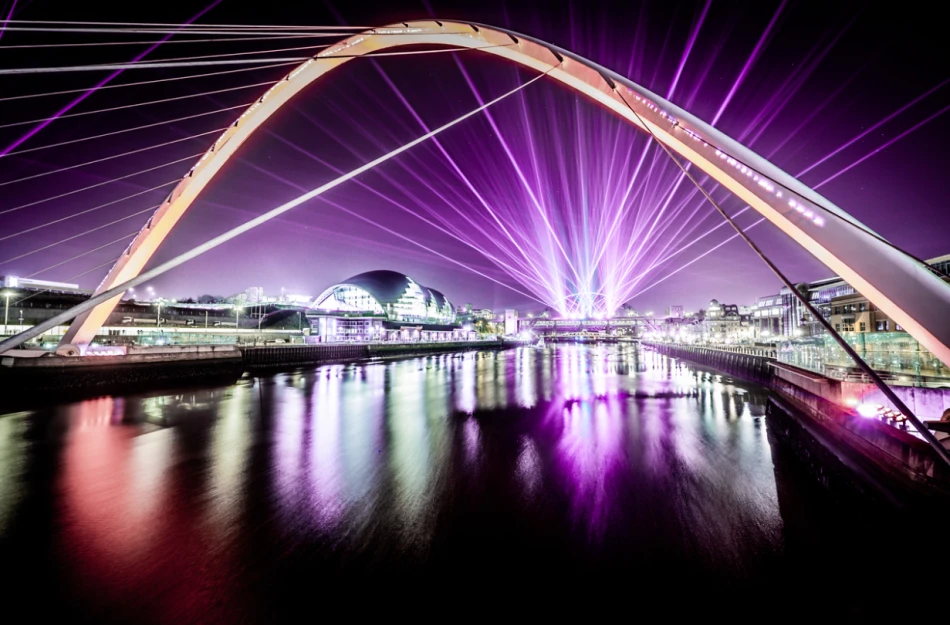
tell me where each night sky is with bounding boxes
[0,0,947,314]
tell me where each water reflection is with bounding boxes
[1,344,888,619]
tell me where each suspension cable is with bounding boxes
[0,204,161,265]
[26,233,140,278]
[613,86,950,468]
[0,153,198,217]
[0,103,249,158]
[0,182,176,244]
[0,62,299,103]
[0,32,351,50]
[0,63,556,354]
[0,58,307,75]
[0,43,516,76]
[1,20,367,29]
[0,81,276,130]
[91,41,333,67]
[0,129,225,187]
[12,255,127,308]
[0,26,366,36]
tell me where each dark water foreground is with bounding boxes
[0,345,941,621]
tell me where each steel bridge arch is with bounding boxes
[60,20,950,365]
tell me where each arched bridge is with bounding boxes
[58,20,950,367]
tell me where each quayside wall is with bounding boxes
[0,340,511,399]
[241,340,507,367]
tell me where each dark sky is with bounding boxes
[0,0,947,313]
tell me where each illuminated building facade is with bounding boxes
[308,270,468,342]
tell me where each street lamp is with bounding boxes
[3,290,13,336]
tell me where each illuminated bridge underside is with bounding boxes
[60,20,950,365]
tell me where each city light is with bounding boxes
[855,403,883,418]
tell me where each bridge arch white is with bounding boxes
[60,20,950,365]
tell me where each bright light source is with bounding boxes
[855,403,880,418]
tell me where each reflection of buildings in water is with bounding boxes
[207,383,251,530]
[0,416,26,534]
[463,418,482,470]
[556,394,624,536]
[559,345,590,401]
[309,365,346,527]
[269,362,392,532]
[387,359,436,529]
[272,374,308,518]
[538,348,554,402]
[515,436,542,498]
[516,348,537,408]
[137,390,222,428]
[61,396,174,568]
[423,355,453,422]
[639,395,671,476]
[338,363,387,503]
[476,353,506,410]
[454,352,477,414]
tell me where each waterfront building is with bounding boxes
[748,252,948,339]
[504,309,519,335]
[245,286,264,304]
[753,293,785,338]
[705,299,742,342]
[307,270,468,343]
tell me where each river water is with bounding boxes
[0,345,937,620]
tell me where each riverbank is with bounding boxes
[0,340,513,408]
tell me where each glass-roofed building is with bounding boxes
[307,270,470,342]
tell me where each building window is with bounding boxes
[859,322,866,332]
[895,324,902,331]
[835,323,841,331]
[858,303,867,312]
[833,306,840,314]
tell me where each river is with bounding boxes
[0,344,937,620]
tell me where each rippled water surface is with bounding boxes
[0,345,932,620]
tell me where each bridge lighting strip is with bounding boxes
[627,89,828,229]
[621,84,949,281]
